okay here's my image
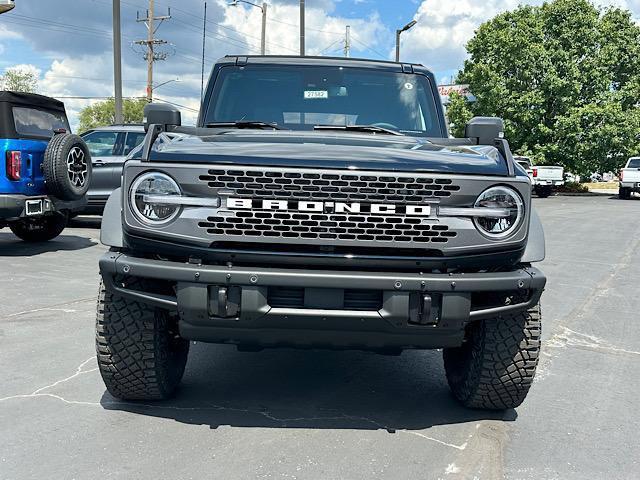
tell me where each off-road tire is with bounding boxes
[443,304,541,410]
[619,187,631,200]
[535,186,552,198]
[9,212,68,242]
[43,133,92,201]
[96,277,189,400]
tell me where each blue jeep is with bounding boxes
[0,91,92,242]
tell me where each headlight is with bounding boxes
[473,186,524,239]
[130,172,181,225]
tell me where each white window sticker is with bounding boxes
[304,90,329,99]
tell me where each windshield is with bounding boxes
[205,65,443,137]
[628,158,640,168]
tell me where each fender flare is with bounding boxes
[100,188,124,248]
[522,207,545,263]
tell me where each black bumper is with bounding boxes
[0,194,86,221]
[99,253,546,351]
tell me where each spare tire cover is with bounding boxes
[43,133,93,201]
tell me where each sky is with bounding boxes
[0,0,639,128]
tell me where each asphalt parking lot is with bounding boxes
[1,195,639,480]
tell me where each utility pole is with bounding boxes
[344,25,350,58]
[261,2,267,55]
[136,0,171,102]
[300,0,305,56]
[113,0,123,124]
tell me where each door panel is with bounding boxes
[82,131,123,201]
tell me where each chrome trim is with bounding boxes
[438,207,511,218]
[142,195,220,207]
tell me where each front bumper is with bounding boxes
[533,180,564,187]
[620,182,640,190]
[99,253,546,351]
[0,194,86,221]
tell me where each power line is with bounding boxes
[154,96,199,113]
[350,34,388,60]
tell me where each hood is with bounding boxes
[149,130,509,176]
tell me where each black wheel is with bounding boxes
[535,186,551,198]
[9,212,68,242]
[96,277,189,400]
[619,187,631,200]
[43,133,92,201]
[443,304,541,410]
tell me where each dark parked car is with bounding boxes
[81,124,145,214]
[97,56,546,410]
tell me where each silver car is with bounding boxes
[80,124,146,214]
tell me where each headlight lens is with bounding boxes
[473,186,524,239]
[130,172,181,225]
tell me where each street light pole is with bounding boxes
[152,78,180,92]
[113,0,124,124]
[300,0,305,56]
[395,20,417,62]
[229,0,267,55]
[261,2,267,55]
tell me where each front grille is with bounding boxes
[199,169,461,202]
[199,211,456,243]
[268,287,383,311]
[196,167,461,246]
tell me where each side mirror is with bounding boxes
[143,103,181,132]
[465,117,504,145]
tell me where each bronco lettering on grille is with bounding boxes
[226,198,432,217]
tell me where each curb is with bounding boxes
[554,192,613,197]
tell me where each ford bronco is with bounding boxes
[96,56,546,410]
[0,92,92,242]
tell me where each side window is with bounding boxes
[123,132,146,156]
[82,131,120,157]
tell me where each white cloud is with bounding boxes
[399,0,640,72]
[397,0,536,71]
[2,0,640,130]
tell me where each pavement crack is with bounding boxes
[5,297,95,318]
[546,326,640,358]
[0,356,97,402]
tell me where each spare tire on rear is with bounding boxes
[43,133,92,201]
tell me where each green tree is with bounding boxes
[78,97,148,133]
[447,0,640,176]
[446,92,473,138]
[1,67,38,93]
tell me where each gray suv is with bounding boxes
[81,125,145,214]
[97,56,546,410]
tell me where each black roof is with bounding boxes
[0,91,66,112]
[221,55,428,71]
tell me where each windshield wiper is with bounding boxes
[313,124,404,136]
[205,121,284,130]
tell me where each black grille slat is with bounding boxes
[268,287,304,308]
[344,290,383,311]
[267,287,383,311]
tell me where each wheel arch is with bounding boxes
[522,207,545,263]
[100,187,124,248]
